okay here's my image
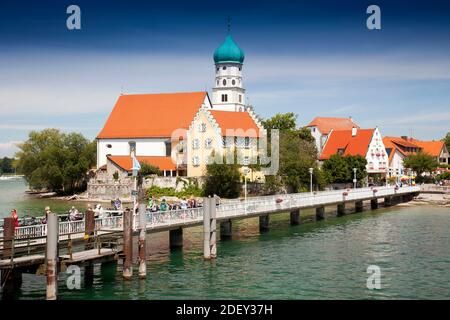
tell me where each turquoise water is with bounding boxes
[2,179,450,299]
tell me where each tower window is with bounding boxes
[216,80,219,85]
[221,94,228,102]
[239,66,242,71]
[239,95,242,103]
[223,79,226,86]
[223,66,226,70]
[216,67,219,72]
[232,79,236,85]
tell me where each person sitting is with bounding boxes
[69,206,79,221]
[114,198,122,210]
[159,199,169,212]
[180,197,188,210]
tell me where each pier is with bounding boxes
[0,185,419,299]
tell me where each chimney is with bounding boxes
[352,126,357,137]
[401,135,408,140]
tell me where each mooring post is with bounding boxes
[169,227,183,249]
[355,201,364,213]
[370,198,378,210]
[290,210,300,225]
[210,197,217,258]
[46,212,59,300]
[337,203,346,216]
[259,215,270,232]
[1,217,21,297]
[220,219,232,239]
[316,206,325,220]
[84,206,95,250]
[123,208,133,280]
[2,217,14,260]
[203,197,211,259]
[138,203,147,279]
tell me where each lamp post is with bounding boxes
[309,167,313,194]
[243,166,249,203]
[353,168,357,189]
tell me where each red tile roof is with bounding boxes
[382,137,420,163]
[320,129,374,160]
[107,155,176,171]
[408,138,446,157]
[307,117,359,135]
[97,92,207,139]
[209,110,260,137]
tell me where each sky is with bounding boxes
[0,0,450,157]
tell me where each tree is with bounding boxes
[262,113,323,193]
[0,157,14,174]
[403,151,439,177]
[203,161,241,198]
[15,129,96,193]
[262,112,297,132]
[444,132,450,151]
[322,154,368,184]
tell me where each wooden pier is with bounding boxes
[0,185,420,299]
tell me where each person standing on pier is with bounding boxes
[10,209,19,228]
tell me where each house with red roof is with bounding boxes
[383,136,449,179]
[306,117,359,154]
[96,32,264,180]
[319,127,389,177]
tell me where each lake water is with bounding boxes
[1,179,450,299]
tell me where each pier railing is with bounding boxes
[0,186,419,241]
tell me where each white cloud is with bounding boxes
[0,141,21,158]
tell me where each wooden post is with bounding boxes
[123,208,133,280]
[370,198,378,210]
[169,228,183,249]
[316,206,325,220]
[2,217,14,260]
[203,197,212,260]
[337,203,346,216]
[355,201,364,213]
[138,203,147,279]
[210,197,217,259]
[84,207,95,250]
[46,212,59,300]
[259,214,270,232]
[220,219,232,239]
[290,210,300,225]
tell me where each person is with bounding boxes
[180,197,188,210]
[159,198,168,212]
[148,196,154,209]
[42,206,51,224]
[10,209,19,229]
[114,198,122,210]
[213,194,221,206]
[190,195,197,208]
[69,206,79,221]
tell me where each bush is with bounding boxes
[146,185,203,199]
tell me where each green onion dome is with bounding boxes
[213,35,245,64]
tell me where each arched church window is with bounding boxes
[223,79,226,86]
[239,66,242,71]
[223,66,226,70]
[216,80,219,86]
[232,79,236,85]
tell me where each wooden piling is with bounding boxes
[259,214,270,232]
[2,217,14,260]
[316,206,325,220]
[355,201,364,213]
[337,203,346,216]
[220,219,232,239]
[138,203,147,279]
[384,196,392,207]
[370,198,378,210]
[46,212,59,300]
[84,207,95,250]
[169,228,183,249]
[290,210,300,225]
[203,197,216,259]
[123,208,133,280]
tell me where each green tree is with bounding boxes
[0,157,14,174]
[444,132,450,151]
[262,112,297,132]
[403,151,439,178]
[15,129,96,193]
[262,112,323,193]
[322,154,367,184]
[203,160,241,198]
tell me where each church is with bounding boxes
[96,32,263,180]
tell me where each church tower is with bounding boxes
[212,30,246,112]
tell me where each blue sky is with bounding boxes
[1,0,450,156]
